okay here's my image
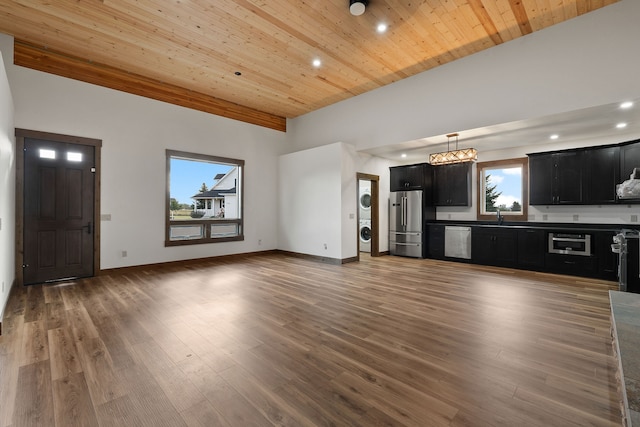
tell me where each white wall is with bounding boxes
[286,0,640,154]
[279,142,394,261]
[278,143,343,258]
[0,33,285,270]
[0,50,15,320]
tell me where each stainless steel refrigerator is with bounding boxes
[390,190,423,258]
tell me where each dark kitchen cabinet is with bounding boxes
[427,224,445,259]
[617,140,640,203]
[627,237,640,293]
[584,145,619,204]
[517,229,545,269]
[390,163,427,191]
[529,151,583,205]
[594,231,618,280]
[620,139,640,180]
[434,162,471,206]
[545,253,595,277]
[471,227,517,267]
[528,154,554,205]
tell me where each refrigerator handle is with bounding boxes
[403,196,408,227]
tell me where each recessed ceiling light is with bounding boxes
[621,101,634,109]
[401,153,407,158]
[617,122,628,129]
[312,58,321,68]
[550,134,559,140]
[377,23,388,33]
[349,0,367,16]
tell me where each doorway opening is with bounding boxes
[357,173,380,260]
[16,129,102,285]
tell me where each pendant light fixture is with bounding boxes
[350,0,368,16]
[429,133,478,165]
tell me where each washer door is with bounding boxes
[359,191,371,210]
[360,225,371,243]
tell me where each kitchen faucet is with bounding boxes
[497,209,503,225]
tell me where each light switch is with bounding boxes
[101,214,112,221]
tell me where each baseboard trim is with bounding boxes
[0,279,17,336]
[99,250,279,275]
[276,250,345,265]
[99,249,363,278]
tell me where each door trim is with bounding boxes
[357,173,380,259]
[15,129,102,286]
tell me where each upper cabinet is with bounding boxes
[389,163,435,201]
[434,162,471,206]
[529,139,640,205]
[390,163,427,191]
[584,145,619,204]
[620,140,640,181]
[529,151,583,205]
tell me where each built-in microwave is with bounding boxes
[548,232,592,256]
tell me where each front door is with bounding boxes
[23,138,96,284]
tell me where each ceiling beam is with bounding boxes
[13,40,287,132]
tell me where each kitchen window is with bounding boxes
[165,149,244,246]
[476,158,528,222]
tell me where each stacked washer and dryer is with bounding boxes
[359,181,372,252]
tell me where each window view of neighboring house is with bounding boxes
[191,168,238,218]
[166,149,244,246]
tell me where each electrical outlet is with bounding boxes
[447,214,452,219]
[573,214,579,221]
[324,243,327,250]
[1,281,4,293]
[258,239,262,245]
[121,250,127,257]
[632,215,638,222]
[542,214,548,221]
[101,214,112,221]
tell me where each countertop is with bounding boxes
[430,220,640,233]
[610,290,640,426]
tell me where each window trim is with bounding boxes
[476,157,529,222]
[165,149,244,247]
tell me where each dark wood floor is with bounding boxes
[0,252,623,426]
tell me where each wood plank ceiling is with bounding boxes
[0,0,619,131]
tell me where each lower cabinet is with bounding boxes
[516,229,545,269]
[594,231,618,280]
[545,254,596,277]
[427,224,445,259]
[471,228,517,267]
[425,224,617,281]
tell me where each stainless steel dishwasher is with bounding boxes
[444,226,472,259]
